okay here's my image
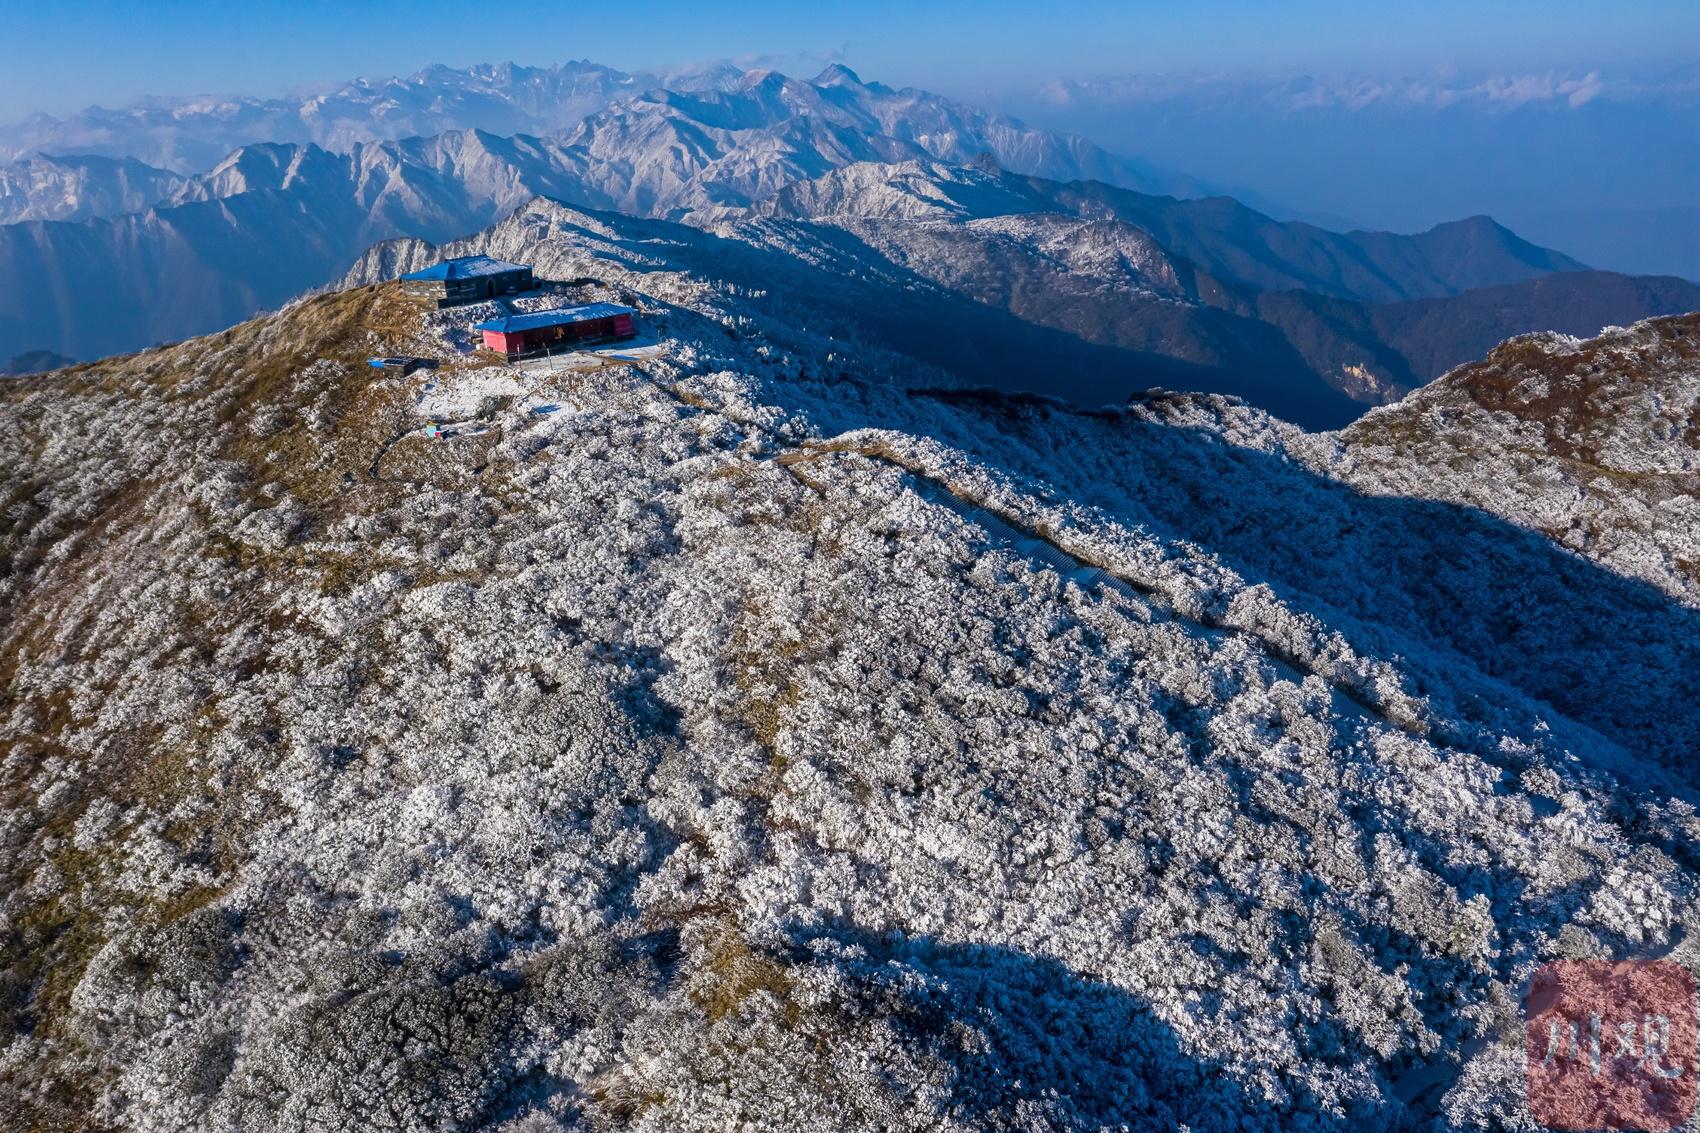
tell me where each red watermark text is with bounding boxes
[1526,959,1696,1130]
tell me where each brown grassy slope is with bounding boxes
[1335,313,1700,603]
[0,284,436,1130]
[1346,313,1700,465]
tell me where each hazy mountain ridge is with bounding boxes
[749,159,1588,303]
[0,186,372,363]
[0,131,608,362]
[720,160,1700,409]
[1357,270,1700,379]
[0,348,74,375]
[547,66,1208,217]
[0,153,189,224]
[0,60,659,173]
[4,207,1700,1130]
[0,63,1202,225]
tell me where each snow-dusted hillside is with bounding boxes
[737,161,1700,410]
[1331,314,1700,606]
[342,193,1686,428]
[4,211,1700,1132]
[165,132,591,243]
[339,199,1368,426]
[545,66,1200,217]
[0,154,188,224]
[733,161,1192,305]
[748,160,1589,305]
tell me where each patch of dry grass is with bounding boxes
[693,926,800,1026]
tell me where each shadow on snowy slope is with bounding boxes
[902,391,1700,786]
[781,924,1375,1132]
[721,219,1373,430]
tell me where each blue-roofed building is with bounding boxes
[474,303,637,356]
[398,256,534,307]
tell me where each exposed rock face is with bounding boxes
[4,217,1700,1132]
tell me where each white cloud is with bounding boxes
[1035,66,1689,114]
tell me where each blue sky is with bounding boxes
[2,0,1697,118]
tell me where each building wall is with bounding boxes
[400,280,447,301]
[481,312,635,356]
[411,268,534,310]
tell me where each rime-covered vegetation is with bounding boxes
[1332,315,1700,606]
[3,212,1700,1132]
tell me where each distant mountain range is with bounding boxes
[749,159,1583,304]
[728,160,1697,412]
[0,62,1208,223]
[0,348,73,376]
[335,192,1699,429]
[0,153,187,224]
[1,62,1696,424]
[0,65,1217,365]
[0,60,656,173]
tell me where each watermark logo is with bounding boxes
[1527,960,1697,1131]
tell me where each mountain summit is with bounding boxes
[812,62,865,87]
[4,210,1700,1130]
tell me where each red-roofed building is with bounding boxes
[473,303,637,357]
